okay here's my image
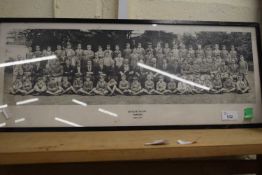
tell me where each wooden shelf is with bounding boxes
[0,128,262,164]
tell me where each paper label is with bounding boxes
[222,111,239,121]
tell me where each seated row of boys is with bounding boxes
[9,70,249,96]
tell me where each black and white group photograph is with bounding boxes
[2,26,256,105]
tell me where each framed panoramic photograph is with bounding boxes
[0,18,261,131]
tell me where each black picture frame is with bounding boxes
[0,18,261,132]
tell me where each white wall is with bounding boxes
[53,0,118,18]
[0,0,54,17]
[128,0,261,22]
[0,0,260,23]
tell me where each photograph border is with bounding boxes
[0,18,261,132]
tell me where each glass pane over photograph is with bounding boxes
[0,20,261,129]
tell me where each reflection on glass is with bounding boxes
[0,104,8,109]
[14,118,25,124]
[2,109,10,120]
[16,98,39,105]
[0,123,6,127]
[54,117,83,127]
[0,55,57,68]
[98,108,118,117]
[72,99,87,107]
